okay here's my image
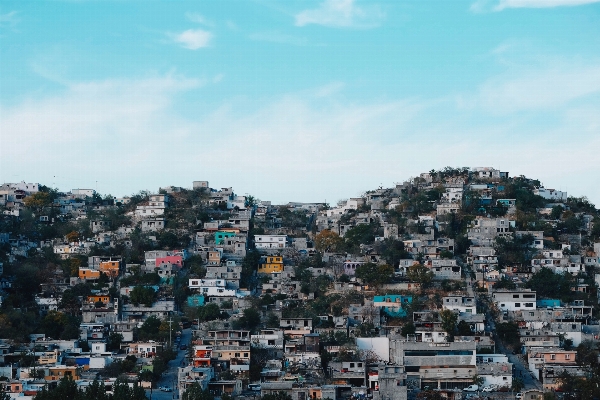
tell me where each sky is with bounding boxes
[1,0,599,206]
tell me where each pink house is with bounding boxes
[156,255,183,268]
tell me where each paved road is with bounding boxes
[146,328,192,400]
[486,317,542,391]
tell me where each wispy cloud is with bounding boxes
[471,0,600,12]
[169,29,212,50]
[249,31,308,46]
[295,0,384,28]
[478,64,600,113]
[0,10,20,31]
[185,12,214,27]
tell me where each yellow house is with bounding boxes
[258,256,284,274]
[79,268,100,280]
[99,261,120,278]
[38,350,59,365]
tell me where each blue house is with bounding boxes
[373,294,412,318]
[537,299,561,308]
[187,295,205,307]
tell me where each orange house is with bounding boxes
[88,295,111,305]
[193,345,212,367]
[99,261,120,278]
[79,268,100,280]
[2,381,23,393]
[45,366,80,381]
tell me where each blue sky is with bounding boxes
[1,0,600,205]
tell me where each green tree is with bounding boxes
[234,308,261,332]
[262,392,293,400]
[439,309,458,337]
[137,316,162,341]
[344,223,378,252]
[496,322,520,349]
[355,263,394,287]
[400,321,416,337]
[197,303,222,322]
[526,267,575,302]
[182,382,214,400]
[472,374,484,387]
[456,320,473,336]
[129,286,157,307]
[106,332,123,352]
[512,377,524,393]
[406,264,434,287]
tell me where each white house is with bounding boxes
[442,295,476,314]
[255,235,287,249]
[492,290,536,312]
[534,187,567,201]
[188,278,237,297]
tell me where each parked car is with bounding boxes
[248,384,261,392]
[159,386,172,392]
[463,385,479,392]
[515,393,523,399]
[482,385,495,392]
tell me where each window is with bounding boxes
[513,294,519,298]
[524,303,533,307]
[565,354,570,360]
[515,303,521,307]
[550,354,556,360]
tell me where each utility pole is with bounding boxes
[168,318,173,349]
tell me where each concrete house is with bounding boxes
[492,290,536,312]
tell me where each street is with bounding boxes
[146,328,192,400]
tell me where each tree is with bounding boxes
[137,316,162,341]
[439,309,458,337]
[472,374,484,387]
[496,322,520,349]
[24,191,52,214]
[182,382,214,400]
[406,264,434,287]
[493,277,516,290]
[107,332,123,352]
[66,231,80,243]
[262,392,293,400]
[512,377,524,393]
[344,223,378,251]
[314,230,343,253]
[355,263,394,287]
[400,321,416,337]
[456,320,473,336]
[234,308,261,332]
[129,286,157,307]
[197,303,222,322]
[376,238,409,267]
[526,267,575,302]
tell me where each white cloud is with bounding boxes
[471,0,600,12]
[2,67,600,207]
[478,64,600,113]
[169,29,212,50]
[249,31,309,46]
[0,10,19,31]
[295,0,384,28]
[185,12,214,27]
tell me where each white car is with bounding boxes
[463,385,479,392]
[516,393,523,399]
[482,385,495,392]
